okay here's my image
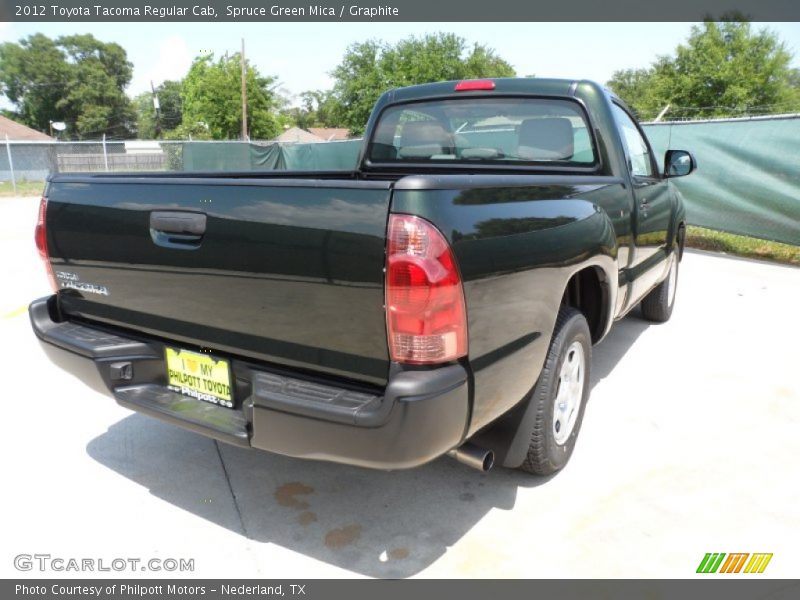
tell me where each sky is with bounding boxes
[1,21,799,106]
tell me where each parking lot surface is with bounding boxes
[1,195,798,578]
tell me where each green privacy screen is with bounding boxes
[643,117,800,246]
[176,116,800,246]
[181,140,361,171]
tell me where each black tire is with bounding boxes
[519,306,592,476]
[640,250,679,323]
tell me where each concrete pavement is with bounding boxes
[1,195,798,578]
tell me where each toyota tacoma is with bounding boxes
[30,78,695,475]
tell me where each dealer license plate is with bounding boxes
[165,347,233,408]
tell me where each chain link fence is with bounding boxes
[0,139,180,183]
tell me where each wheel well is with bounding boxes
[677,222,686,260]
[561,266,608,344]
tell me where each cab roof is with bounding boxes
[378,78,606,105]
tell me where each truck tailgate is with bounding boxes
[46,176,393,385]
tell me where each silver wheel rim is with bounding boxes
[667,253,678,307]
[553,341,585,445]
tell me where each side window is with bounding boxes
[612,104,654,178]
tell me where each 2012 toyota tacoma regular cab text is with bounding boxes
[30,78,695,475]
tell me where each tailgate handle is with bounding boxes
[150,211,207,235]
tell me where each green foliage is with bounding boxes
[132,92,156,138]
[285,90,343,129]
[785,68,800,107]
[133,80,183,138]
[605,68,654,118]
[154,80,183,132]
[0,180,45,198]
[686,226,800,265]
[162,121,213,141]
[608,20,799,120]
[788,68,800,89]
[161,143,184,171]
[0,34,68,135]
[179,53,282,140]
[329,33,516,135]
[0,33,134,139]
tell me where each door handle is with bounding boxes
[150,211,207,235]
[149,211,207,249]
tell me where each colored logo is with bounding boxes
[697,553,773,574]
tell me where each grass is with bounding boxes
[0,180,45,198]
[686,226,800,266]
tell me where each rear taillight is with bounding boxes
[385,214,467,364]
[35,196,57,292]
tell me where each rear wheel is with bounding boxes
[519,306,592,476]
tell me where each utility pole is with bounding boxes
[151,80,162,138]
[240,38,248,141]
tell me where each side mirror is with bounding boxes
[664,150,696,178]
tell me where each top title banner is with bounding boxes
[1,0,799,21]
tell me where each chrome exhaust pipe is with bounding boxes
[448,443,495,472]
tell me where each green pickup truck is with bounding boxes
[30,78,695,475]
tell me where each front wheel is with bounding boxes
[641,250,679,323]
[519,306,592,476]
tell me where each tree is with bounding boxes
[179,53,283,140]
[153,80,183,133]
[605,68,656,118]
[0,34,68,135]
[0,33,134,138]
[284,89,343,130]
[330,33,516,134]
[607,19,799,120]
[789,68,800,89]
[132,92,155,138]
[134,80,183,138]
[784,67,800,107]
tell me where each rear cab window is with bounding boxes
[367,97,597,168]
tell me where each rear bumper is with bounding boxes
[29,296,470,469]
